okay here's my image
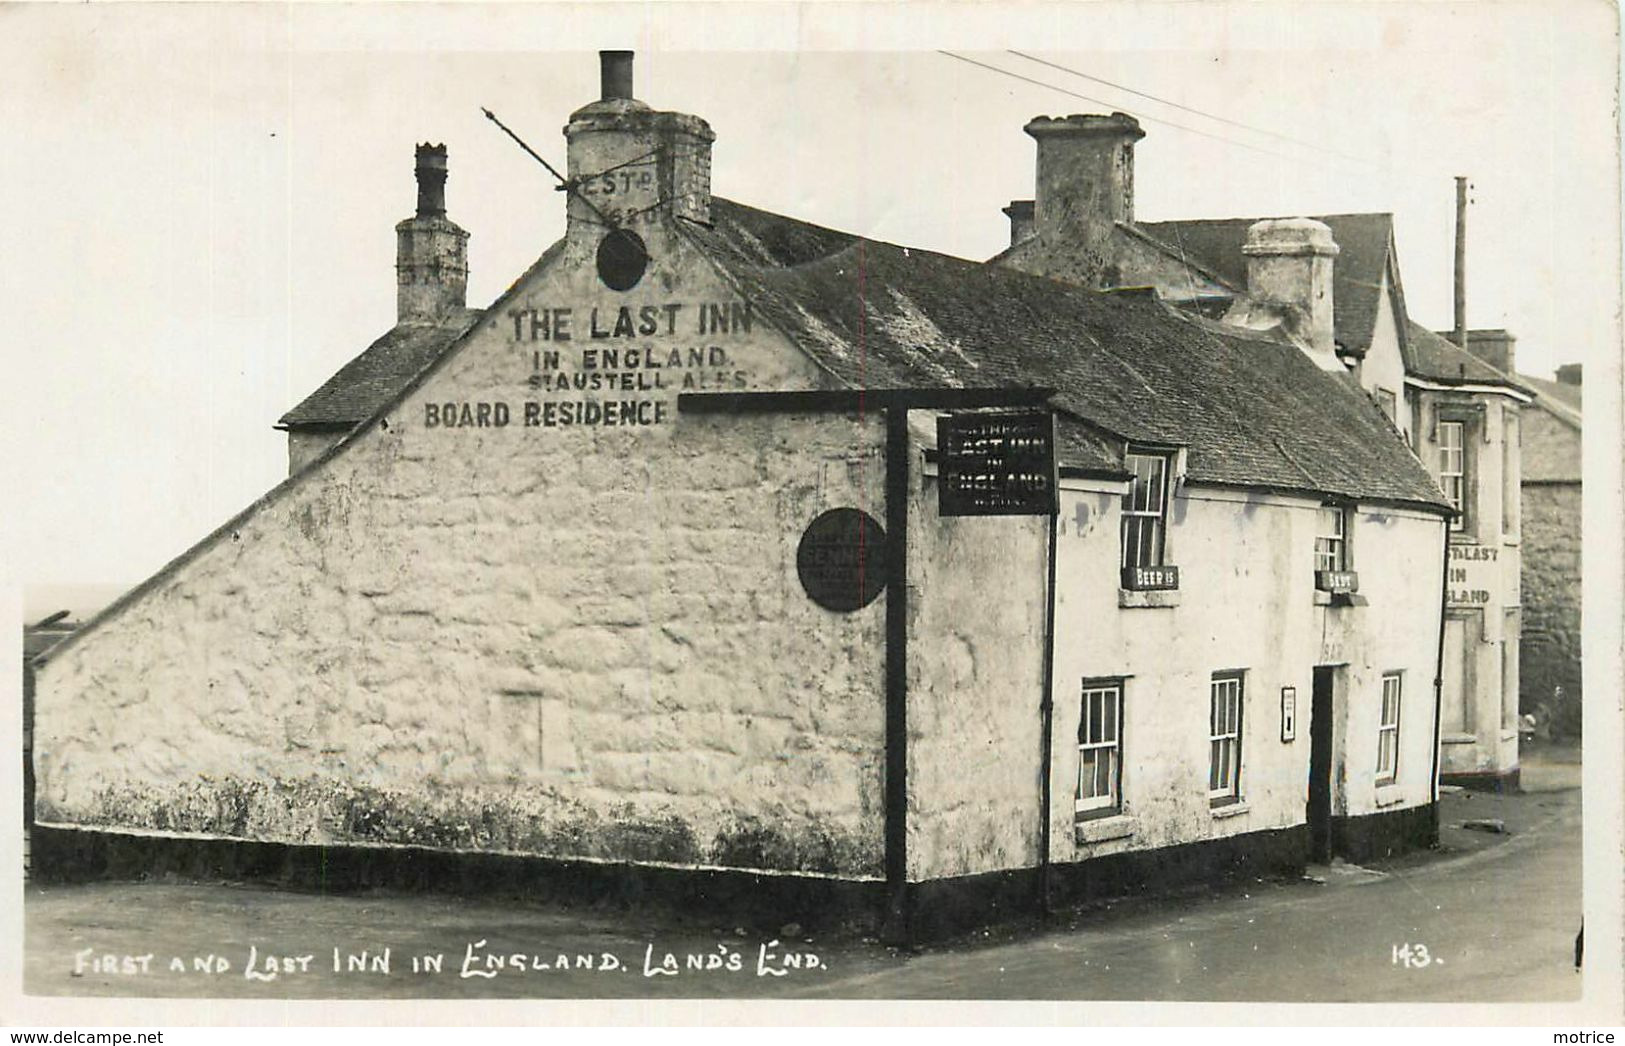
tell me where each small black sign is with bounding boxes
[937,411,1059,517]
[1316,569,1359,594]
[1121,564,1180,592]
[796,508,887,613]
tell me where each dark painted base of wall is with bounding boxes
[905,866,1041,945]
[30,826,884,935]
[905,823,1312,945]
[1441,768,1521,794]
[1049,824,1311,912]
[30,814,1434,947]
[1330,803,1439,863]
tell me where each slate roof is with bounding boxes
[267,196,1448,510]
[278,309,483,429]
[1403,321,1530,392]
[687,199,1449,508]
[1136,214,1398,359]
[1518,372,1583,428]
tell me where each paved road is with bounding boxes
[802,785,1582,1001]
[23,783,1580,1002]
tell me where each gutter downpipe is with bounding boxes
[882,407,912,945]
[1037,506,1060,917]
[1429,517,1450,842]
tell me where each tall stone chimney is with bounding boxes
[1463,329,1517,375]
[564,51,715,244]
[1555,363,1582,386]
[1241,218,1342,369]
[1022,112,1144,285]
[395,143,469,325]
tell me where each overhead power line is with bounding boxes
[1006,50,1366,165]
[937,51,1346,171]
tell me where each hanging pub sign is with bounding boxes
[936,410,1060,517]
[796,508,888,612]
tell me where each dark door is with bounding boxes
[1307,666,1335,862]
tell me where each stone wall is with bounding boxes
[33,231,894,878]
[907,451,1049,881]
[897,467,1446,881]
[1521,480,1582,737]
[287,430,344,476]
[1317,504,1449,817]
[1044,484,1444,866]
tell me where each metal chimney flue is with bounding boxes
[601,51,634,101]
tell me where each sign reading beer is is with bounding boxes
[936,411,1059,517]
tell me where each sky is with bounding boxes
[1,1,1619,604]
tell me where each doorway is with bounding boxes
[1307,665,1336,862]
[1441,612,1479,736]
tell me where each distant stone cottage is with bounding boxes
[1516,363,1582,738]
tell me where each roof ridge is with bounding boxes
[1403,319,1535,394]
[1117,221,1243,296]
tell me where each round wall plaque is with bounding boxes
[796,508,887,613]
[596,228,649,291]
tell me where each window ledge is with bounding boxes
[1074,814,1137,845]
[1442,732,1477,745]
[1375,784,1405,808]
[1120,588,1182,609]
[1210,800,1249,819]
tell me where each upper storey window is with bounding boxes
[1438,420,1467,531]
[1121,448,1178,591]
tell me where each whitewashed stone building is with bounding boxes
[31,55,1455,940]
[997,113,1532,790]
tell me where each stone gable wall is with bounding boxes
[34,232,893,877]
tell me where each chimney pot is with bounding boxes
[1003,199,1035,247]
[566,51,714,236]
[601,51,635,101]
[415,142,448,218]
[398,143,468,324]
